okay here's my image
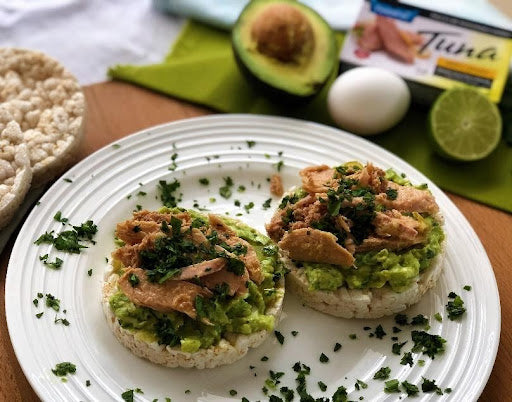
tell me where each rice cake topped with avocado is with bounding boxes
[266,162,445,319]
[103,207,286,369]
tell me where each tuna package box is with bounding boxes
[339,0,512,103]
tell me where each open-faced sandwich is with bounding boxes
[266,162,445,319]
[103,208,285,369]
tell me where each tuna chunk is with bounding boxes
[208,214,236,237]
[116,220,160,245]
[376,183,439,215]
[118,267,211,319]
[270,174,284,197]
[299,165,336,193]
[376,16,415,64]
[173,258,227,281]
[132,210,190,224]
[224,236,264,284]
[112,233,161,268]
[358,23,383,51]
[200,267,250,296]
[373,210,426,240]
[347,163,387,193]
[356,236,425,252]
[279,228,354,267]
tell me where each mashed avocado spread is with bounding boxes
[304,218,444,293]
[109,208,285,353]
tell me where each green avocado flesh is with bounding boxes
[303,218,444,293]
[109,209,285,353]
[232,0,337,98]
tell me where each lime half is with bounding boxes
[429,88,502,161]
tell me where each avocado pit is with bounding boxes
[250,3,314,63]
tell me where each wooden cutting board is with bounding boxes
[0,81,510,401]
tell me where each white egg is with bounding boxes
[327,67,411,136]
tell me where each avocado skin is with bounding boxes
[231,0,337,104]
[232,46,332,105]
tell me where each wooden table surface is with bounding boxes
[1,81,511,401]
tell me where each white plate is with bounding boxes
[6,115,500,402]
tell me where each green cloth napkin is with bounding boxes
[109,21,512,213]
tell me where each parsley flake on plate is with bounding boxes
[52,362,76,377]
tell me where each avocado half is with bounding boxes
[232,0,337,102]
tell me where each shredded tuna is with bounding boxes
[112,233,161,268]
[173,258,227,281]
[208,214,236,237]
[200,267,250,296]
[270,174,284,197]
[190,227,209,246]
[356,236,425,252]
[347,163,387,193]
[116,220,160,245]
[279,228,354,267]
[376,16,415,63]
[132,210,190,224]
[224,236,264,284]
[376,183,439,215]
[373,210,425,240]
[299,165,336,193]
[118,267,211,319]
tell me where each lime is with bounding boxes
[429,88,502,161]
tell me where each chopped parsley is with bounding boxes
[402,381,419,396]
[355,379,368,390]
[52,362,76,377]
[45,294,60,312]
[53,211,68,223]
[334,342,342,352]
[63,178,73,183]
[261,356,269,361]
[112,144,121,149]
[392,341,407,355]
[319,353,329,363]
[33,298,39,307]
[159,179,181,208]
[446,292,466,320]
[318,381,327,392]
[128,273,140,287]
[39,254,63,270]
[262,198,272,210]
[332,385,348,402]
[373,367,391,380]
[394,313,408,326]
[246,140,256,148]
[421,377,443,394]
[392,326,402,333]
[274,331,285,345]
[411,314,429,326]
[219,176,234,199]
[137,191,147,197]
[400,351,413,367]
[229,389,237,396]
[463,285,472,291]
[244,202,255,213]
[237,185,246,192]
[34,219,97,253]
[291,330,299,337]
[374,325,386,339]
[384,379,400,393]
[36,312,44,319]
[349,333,357,340]
[411,330,446,358]
[274,160,284,172]
[87,268,93,277]
[385,188,398,200]
[121,390,134,402]
[54,316,70,326]
[198,178,209,185]
[86,380,91,387]
[434,312,442,322]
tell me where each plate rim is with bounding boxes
[5,113,501,401]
